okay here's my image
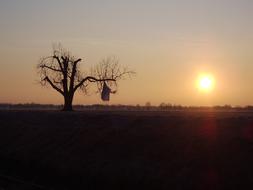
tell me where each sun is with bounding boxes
[200,77,212,89]
[197,74,214,92]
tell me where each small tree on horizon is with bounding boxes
[37,44,134,111]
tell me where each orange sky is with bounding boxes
[1,0,253,106]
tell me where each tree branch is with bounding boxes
[40,64,62,72]
[74,58,82,64]
[74,76,116,92]
[53,55,63,72]
[69,59,82,92]
[43,77,64,95]
[113,70,135,80]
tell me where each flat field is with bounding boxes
[1,110,253,189]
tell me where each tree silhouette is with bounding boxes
[37,45,134,111]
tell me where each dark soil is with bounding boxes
[0,110,253,189]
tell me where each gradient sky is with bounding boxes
[0,0,253,106]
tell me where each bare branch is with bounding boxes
[53,55,63,72]
[69,58,82,92]
[43,77,64,95]
[114,70,136,80]
[92,56,135,93]
[40,64,62,72]
[74,76,116,92]
[74,58,82,64]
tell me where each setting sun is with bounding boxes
[197,75,214,92]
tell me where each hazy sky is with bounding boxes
[0,0,253,106]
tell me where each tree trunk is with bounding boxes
[62,94,73,111]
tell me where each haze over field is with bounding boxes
[1,0,253,106]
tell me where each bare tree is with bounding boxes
[37,45,134,111]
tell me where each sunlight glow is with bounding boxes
[200,77,212,89]
[197,74,215,92]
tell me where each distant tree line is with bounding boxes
[1,103,253,111]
